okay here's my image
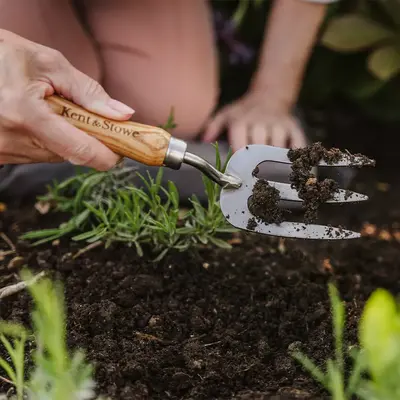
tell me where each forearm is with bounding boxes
[251,0,331,109]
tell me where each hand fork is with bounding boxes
[46,95,372,240]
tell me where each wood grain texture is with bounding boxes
[45,95,171,166]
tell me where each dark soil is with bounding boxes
[1,161,400,399]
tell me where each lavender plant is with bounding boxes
[21,143,236,261]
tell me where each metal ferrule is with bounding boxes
[164,138,241,189]
[164,137,187,170]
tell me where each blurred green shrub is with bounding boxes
[321,1,400,81]
[301,0,400,121]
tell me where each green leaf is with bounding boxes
[343,75,387,100]
[213,142,222,172]
[20,228,65,240]
[232,0,250,27]
[291,351,327,388]
[222,146,233,173]
[359,288,400,381]
[208,236,232,249]
[83,201,106,222]
[328,283,345,373]
[368,45,400,81]
[74,173,105,214]
[160,107,177,130]
[190,196,206,222]
[321,14,394,52]
[0,322,28,338]
[74,208,91,227]
[346,348,367,397]
[216,227,239,233]
[0,357,16,384]
[167,181,179,209]
[72,226,105,241]
[326,360,345,400]
[153,248,169,262]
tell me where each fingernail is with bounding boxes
[67,157,82,166]
[108,99,135,115]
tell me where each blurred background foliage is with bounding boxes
[212,0,400,123]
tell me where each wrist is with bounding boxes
[249,76,298,111]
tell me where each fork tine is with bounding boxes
[254,145,374,168]
[268,181,368,203]
[317,154,374,167]
[247,221,360,240]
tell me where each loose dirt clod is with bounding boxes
[248,142,375,227]
[287,143,343,223]
[247,179,285,230]
[246,217,258,231]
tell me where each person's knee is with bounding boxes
[169,84,219,139]
[109,79,219,139]
[98,50,219,138]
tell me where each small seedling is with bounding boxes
[0,270,106,400]
[290,283,365,400]
[291,283,400,400]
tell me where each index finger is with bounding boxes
[32,108,120,170]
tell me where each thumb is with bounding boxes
[50,57,135,121]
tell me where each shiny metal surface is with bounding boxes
[219,144,364,240]
[234,144,372,167]
[164,137,187,169]
[267,181,368,203]
[183,152,242,189]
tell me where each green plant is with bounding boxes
[0,325,26,400]
[304,0,400,122]
[20,143,237,261]
[290,283,366,399]
[322,1,400,82]
[291,283,400,400]
[0,270,104,400]
[357,289,400,399]
[296,0,400,122]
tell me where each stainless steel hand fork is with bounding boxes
[46,95,373,240]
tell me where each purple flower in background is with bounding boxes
[213,11,255,65]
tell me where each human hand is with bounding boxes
[203,90,307,152]
[0,30,134,169]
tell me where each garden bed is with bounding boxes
[0,157,399,399]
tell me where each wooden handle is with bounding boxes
[45,95,171,166]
